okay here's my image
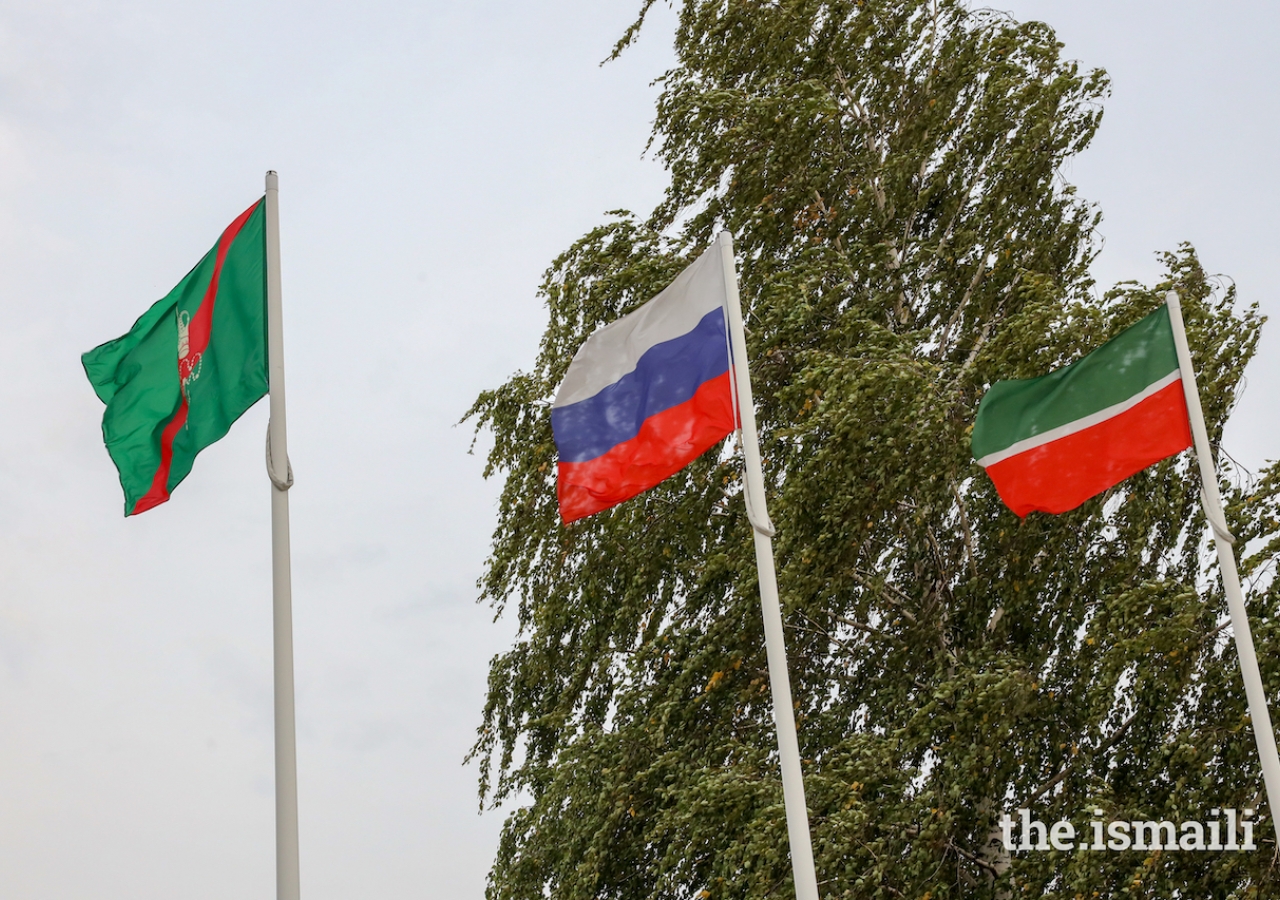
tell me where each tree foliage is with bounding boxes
[466,2,1280,897]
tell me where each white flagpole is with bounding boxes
[719,232,821,900]
[265,170,301,900]
[1167,290,1280,847]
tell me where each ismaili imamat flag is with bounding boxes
[972,305,1194,517]
[82,199,269,516]
[552,242,737,524]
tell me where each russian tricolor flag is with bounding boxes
[552,241,738,523]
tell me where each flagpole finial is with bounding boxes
[266,170,279,192]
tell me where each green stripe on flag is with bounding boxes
[971,306,1180,461]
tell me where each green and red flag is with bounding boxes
[83,199,269,516]
[972,305,1193,517]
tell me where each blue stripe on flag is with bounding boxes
[551,308,730,463]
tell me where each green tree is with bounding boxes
[466,2,1280,897]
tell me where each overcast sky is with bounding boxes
[0,2,1276,898]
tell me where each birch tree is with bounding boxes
[467,2,1280,896]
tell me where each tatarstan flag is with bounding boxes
[972,305,1193,517]
[83,199,269,516]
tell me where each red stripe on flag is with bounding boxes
[131,397,190,515]
[985,379,1192,517]
[557,371,735,524]
[129,200,262,516]
[187,200,261,364]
